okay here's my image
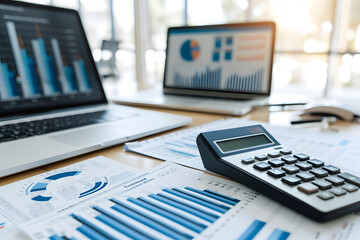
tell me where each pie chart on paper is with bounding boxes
[180,39,200,61]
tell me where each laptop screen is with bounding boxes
[163,22,275,98]
[0,1,106,117]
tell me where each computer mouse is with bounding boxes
[303,100,358,121]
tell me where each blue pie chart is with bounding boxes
[180,40,200,61]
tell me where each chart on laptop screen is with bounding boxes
[0,2,105,113]
[165,25,274,94]
[0,12,92,101]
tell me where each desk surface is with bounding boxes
[1,106,358,187]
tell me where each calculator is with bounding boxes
[196,124,360,222]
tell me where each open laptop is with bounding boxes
[0,1,191,177]
[113,22,276,115]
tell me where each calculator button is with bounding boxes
[298,183,319,194]
[253,162,271,171]
[255,154,268,161]
[296,172,315,182]
[268,151,281,158]
[282,176,301,186]
[330,188,346,196]
[279,149,292,155]
[322,165,341,174]
[281,165,300,174]
[267,169,286,178]
[338,173,360,187]
[241,157,255,164]
[342,184,359,192]
[294,153,310,161]
[268,159,285,167]
[317,192,334,200]
[309,169,328,178]
[281,156,297,164]
[295,162,312,171]
[325,176,345,186]
[307,159,324,167]
[312,180,332,190]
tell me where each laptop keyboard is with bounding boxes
[0,110,129,143]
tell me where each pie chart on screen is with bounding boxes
[180,40,200,61]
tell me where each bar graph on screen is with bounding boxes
[0,60,20,100]
[174,67,221,89]
[173,66,265,92]
[226,68,264,92]
[0,20,92,101]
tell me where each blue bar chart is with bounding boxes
[73,59,92,92]
[19,161,302,240]
[225,68,264,92]
[172,66,264,92]
[31,186,240,240]
[237,220,266,240]
[174,67,221,89]
[0,21,92,101]
[0,61,19,100]
[268,228,291,240]
[237,220,290,240]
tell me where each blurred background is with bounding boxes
[18,0,360,101]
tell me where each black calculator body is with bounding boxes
[196,124,360,222]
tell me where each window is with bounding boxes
[14,0,360,99]
[147,0,185,82]
[330,0,360,99]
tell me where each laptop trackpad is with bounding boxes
[51,126,131,147]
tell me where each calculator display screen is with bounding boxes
[216,134,272,153]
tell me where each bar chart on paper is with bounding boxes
[36,186,239,240]
[21,162,275,240]
[0,20,92,101]
[22,162,360,240]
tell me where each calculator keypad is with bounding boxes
[338,173,360,187]
[325,176,345,186]
[282,176,301,186]
[281,156,297,164]
[255,154,268,161]
[342,184,359,192]
[241,148,360,201]
[312,180,332,190]
[295,162,312,171]
[330,188,347,196]
[253,162,271,171]
[307,159,324,167]
[296,172,315,182]
[281,165,300,174]
[279,149,292,155]
[294,153,310,161]
[267,169,286,178]
[309,169,328,178]
[323,165,341,174]
[268,159,285,167]
[317,192,334,200]
[298,183,318,194]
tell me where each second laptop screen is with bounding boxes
[164,25,274,95]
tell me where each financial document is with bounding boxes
[0,156,140,240]
[20,162,360,240]
[124,118,360,174]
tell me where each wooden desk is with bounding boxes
[1,106,358,187]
